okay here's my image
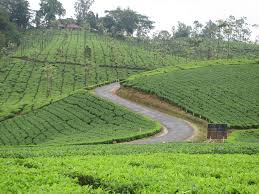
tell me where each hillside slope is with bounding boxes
[0,91,159,146]
[0,30,183,120]
[123,61,259,128]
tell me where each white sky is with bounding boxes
[29,0,259,40]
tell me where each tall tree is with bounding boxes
[223,16,235,58]
[37,0,66,26]
[102,8,154,37]
[233,17,251,42]
[253,24,259,44]
[0,8,20,50]
[74,0,94,25]
[192,21,203,37]
[99,15,116,34]
[201,20,218,59]
[155,30,171,41]
[202,20,218,39]
[136,14,154,37]
[173,22,192,38]
[87,11,98,29]
[216,19,226,58]
[0,0,31,29]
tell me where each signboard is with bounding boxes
[207,124,228,140]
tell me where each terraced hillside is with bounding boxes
[0,91,159,146]
[124,62,259,128]
[14,30,183,68]
[0,30,183,120]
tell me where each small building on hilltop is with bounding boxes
[66,24,81,30]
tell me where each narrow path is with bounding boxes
[95,83,195,144]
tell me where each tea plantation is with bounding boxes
[0,91,159,146]
[0,30,185,121]
[124,62,259,128]
[0,143,258,193]
[227,129,259,143]
[1,29,259,193]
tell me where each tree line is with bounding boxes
[0,0,154,52]
[154,16,251,42]
[0,0,258,58]
[35,0,155,38]
[151,16,258,59]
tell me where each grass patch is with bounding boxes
[227,129,259,143]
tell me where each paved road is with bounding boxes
[95,83,195,144]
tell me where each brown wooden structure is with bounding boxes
[207,124,228,140]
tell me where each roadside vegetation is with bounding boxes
[227,129,259,143]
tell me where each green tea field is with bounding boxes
[0,91,159,146]
[0,30,185,121]
[1,0,259,192]
[124,62,259,128]
[0,143,258,193]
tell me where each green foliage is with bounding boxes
[0,136,257,193]
[0,143,258,158]
[0,0,31,29]
[152,16,259,60]
[227,129,259,143]
[0,29,182,119]
[174,22,192,38]
[102,8,154,37]
[0,91,159,146]
[150,36,259,60]
[124,61,259,128]
[0,9,20,50]
[74,0,95,25]
[0,153,258,193]
[37,0,66,26]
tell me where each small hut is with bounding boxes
[207,124,228,140]
[66,24,81,30]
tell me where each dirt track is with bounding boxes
[95,83,195,144]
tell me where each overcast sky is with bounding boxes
[29,0,259,40]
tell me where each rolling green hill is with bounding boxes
[0,29,184,121]
[123,60,259,128]
[0,29,259,193]
[0,90,159,146]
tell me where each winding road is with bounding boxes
[95,83,195,144]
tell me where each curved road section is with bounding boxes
[95,83,195,144]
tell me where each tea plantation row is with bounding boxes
[0,29,185,120]
[124,62,259,128]
[15,30,183,69]
[0,91,159,146]
[0,153,258,193]
[0,58,139,120]
[0,142,258,158]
